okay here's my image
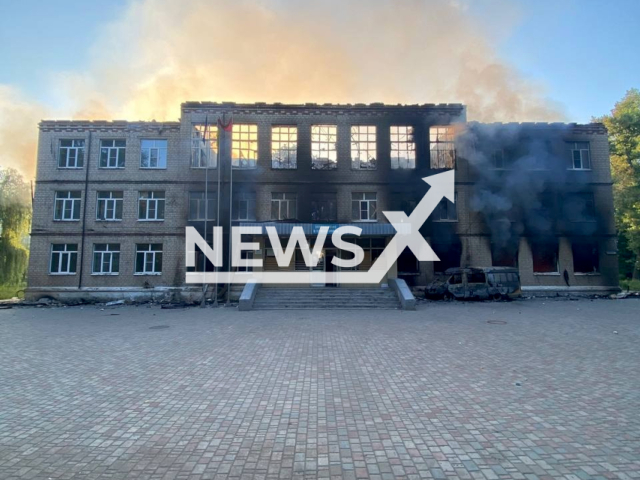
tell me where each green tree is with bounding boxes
[596,89,640,280]
[0,168,31,286]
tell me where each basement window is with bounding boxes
[351,126,377,169]
[531,240,559,273]
[390,126,415,169]
[567,142,591,170]
[272,126,297,169]
[311,125,337,170]
[232,124,258,168]
[430,126,456,169]
[191,124,217,168]
[573,241,599,274]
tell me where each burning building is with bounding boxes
[25,102,619,303]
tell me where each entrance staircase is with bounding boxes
[252,287,401,310]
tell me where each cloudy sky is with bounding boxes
[0,0,638,176]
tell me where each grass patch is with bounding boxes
[0,285,25,300]
[620,278,640,292]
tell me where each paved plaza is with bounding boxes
[0,298,639,479]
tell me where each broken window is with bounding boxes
[272,126,297,169]
[449,273,463,284]
[233,192,256,221]
[232,124,258,168]
[430,126,456,169]
[433,194,457,221]
[100,140,126,168]
[311,125,337,169]
[352,192,377,221]
[531,240,558,273]
[191,124,217,168]
[188,191,217,221]
[573,241,599,273]
[351,126,377,169]
[564,193,596,222]
[310,194,337,222]
[491,243,518,267]
[59,139,85,168]
[467,271,486,284]
[271,193,297,220]
[390,126,415,169]
[432,242,461,273]
[567,141,591,170]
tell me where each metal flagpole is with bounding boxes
[214,116,221,306]
[226,114,233,305]
[200,115,209,307]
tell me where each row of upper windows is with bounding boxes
[56,125,455,171]
[51,189,458,223]
[57,132,594,172]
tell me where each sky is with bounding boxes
[0,0,638,177]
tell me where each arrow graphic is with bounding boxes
[186,170,455,284]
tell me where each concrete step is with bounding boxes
[253,288,400,310]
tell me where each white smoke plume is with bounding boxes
[0,0,566,177]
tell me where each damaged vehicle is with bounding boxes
[426,267,521,300]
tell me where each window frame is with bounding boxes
[188,191,217,221]
[270,193,297,220]
[233,192,256,221]
[311,125,338,170]
[390,126,416,169]
[271,126,298,169]
[49,243,78,275]
[92,243,120,275]
[433,193,458,222]
[99,139,126,169]
[429,126,456,170]
[232,124,258,169]
[351,192,377,222]
[350,125,377,170]
[567,141,591,170]
[54,191,81,221]
[135,243,163,275]
[140,139,167,169]
[191,124,218,169]
[58,139,85,169]
[138,191,165,221]
[96,191,124,221]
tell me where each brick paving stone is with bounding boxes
[0,298,639,479]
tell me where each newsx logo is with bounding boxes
[185,170,454,284]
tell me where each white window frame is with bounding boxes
[140,139,167,169]
[99,140,126,168]
[233,192,256,221]
[58,139,85,169]
[568,142,591,170]
[191,124,217,168]
[271,193,297,220]
[352,192,377,222]
[96,191,123,221]
[390,126,415,169]
[54,191,81,221]
[430,126,456,169]
[92,243,120,275]
[188,191,216,221]
[271,126,298,169]
[49,244,78,275]
[135,243,163,275]
[138,191,165,221]
[232,124,258,169]
[351,126,377,170]
[311,125,337,170]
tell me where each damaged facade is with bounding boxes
[26,102,619,302]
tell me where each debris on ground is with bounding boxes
[105,299,125,306]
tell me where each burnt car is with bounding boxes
[426,267,521,300]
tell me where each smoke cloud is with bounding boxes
[1,0,566,178]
